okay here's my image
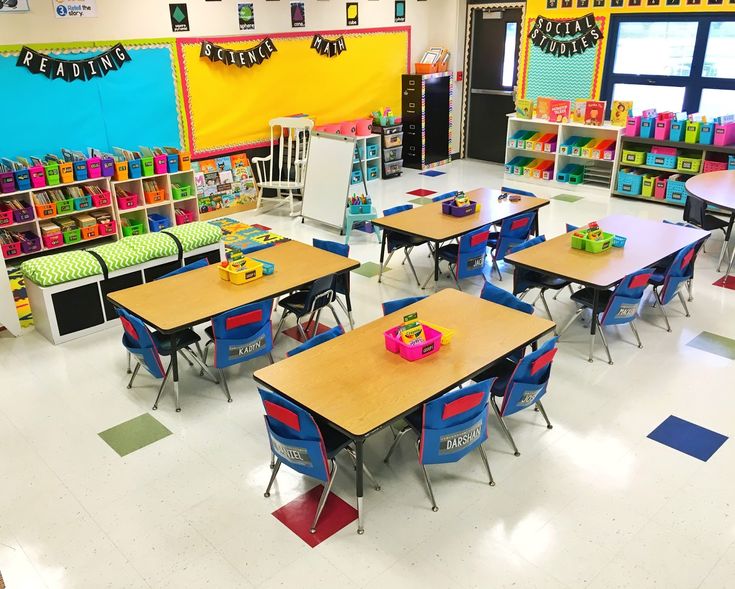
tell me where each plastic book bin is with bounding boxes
[148,213,171,232]
[14,169,31,191]
[63,229,82,244]
[144,189,166,205]
[42,233,64,249]
[12,202,33,223]
[116,193,139,210]
[101,158,115,178]
[121,220,145,237]
[1,240,21,259]
[34,202,55,219]
[92,191,112,207]
[153,155,168,174]
[55,199,74,215]
[0,209,13,227]
[0,171,16,193]
[384,324,442,362]
[172,185,192,200]
[73,196,93,211]
[59,162,74,183]
[29,166,46,188]
[44,163,60,186]
[20,232,41,254]
[81,225,99,240]
[86,157,102,179]
[98,220,117,236]
[113,162,129,181]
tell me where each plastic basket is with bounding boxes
[571,229,614,253]
[218,259,264,285]
[117,193,139,210]
[384,324,442,362]
[677,153,702,174]
[55,199,74,215]
[98,220,117,236]
[144,189,166,205]
[73,196,93,211]
[148,213,171,232]
[20,232,41,254]
[121,220,145,237]
[0,209,13,227]
[63,229,82,244]
[421,321,456,345]
[622,148,646,165]
[172,185,192,200]
[442,200,477,217]
[92,191,112,207]
[612,235,627,248]
[81,225,99,240]
[250,258,275,275]
[1,240,21,259]
[646,152,677,169]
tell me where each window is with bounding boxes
[602,14,735,116]
[501,22,517,88]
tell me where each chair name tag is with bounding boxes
[271,439,312,467]
[228,334,267,359]
[439,420,482,454]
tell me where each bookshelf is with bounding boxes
[350,134,382,189]
[504,116,623,195]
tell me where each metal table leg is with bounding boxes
[355,438,365,534]
[433,240,440,287]
[717,212,735,273]
[378,230,387,283]
[170,333,181,412]
[588,289,599,363]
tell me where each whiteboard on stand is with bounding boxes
[301,132,356,230]
[0,255,21,337]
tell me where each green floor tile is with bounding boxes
[352,261,388,278]
[552,194,584,203]
[686,331,735,360]
[408,197,432,205]
[99,413,172,457]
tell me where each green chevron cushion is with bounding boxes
[20,251,102,287]
[167,222,222,250]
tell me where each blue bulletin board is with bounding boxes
[0,41,183,158]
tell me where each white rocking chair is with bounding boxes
[252,117,314,216]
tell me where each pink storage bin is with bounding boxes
[654,177,667,200]
[654,119,671,140]
[713,122,735,147]
[86,157,102,178]
[340,121,357,136]
[98,220,117,236]
[0,208,14,227]
[384,324,442,362]
[323,124,340,134]
[702,159,728,173]
[625,116,641,137]
[651,145,677,156]
[29,166,46,188]
[153,154,168,174]
[1,240,21,259]
[42,233,64,249]
[92,191,112,207]
[175,209,195,225]
[355,119,372,136]
[116,193,139,210]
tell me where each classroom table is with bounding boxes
[371,188,549,287]
[505,214,709,361]
[108,240,360,410]
[686,170,735,277]
[253,288,555,533]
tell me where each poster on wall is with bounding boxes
[53,0,97,18]
[346,2,358,26]
[0,0,30,13]
[290,2,305,27]
[238,3,255,30]
[394,0,405,22]
[169,3,190,32]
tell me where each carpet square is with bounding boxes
[272,485,357,547]
[352,261,387,278]
[420,170,445,177]
[282,322,331,343]
[408,197,432,205]
[552,194,584,203]
[98,414,172,457]
[713,276,735,290]
[648,416,728,462]
[686,331,735,360]
[407,188,436,197]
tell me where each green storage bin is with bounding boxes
[141,157,154,177]
[122,220,145,236]
[45,163,61,186]
[677,153,702,174]
[641,174,657,198]
[622,148,646,165]
[63,228,82,244]
[685,121,701,144]
[55,199,74,214]
[584,231,614,253]
[568,166,584,185]
[172,184,193,200]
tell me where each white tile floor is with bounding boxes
[1,159,734,589]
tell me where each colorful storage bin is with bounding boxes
[116,193,139,210]
[218,259,264,285]
[147,213,171,232]
[622,148,646,165]
[617,169,643,195]
[442,200,477,217]
[384,324,442,362]
[121,219,145,236]
[676,153,702,174]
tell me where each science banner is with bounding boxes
[199,38,277,67]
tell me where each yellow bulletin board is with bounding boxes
[177,27,410,158]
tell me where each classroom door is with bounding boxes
[466,7,522,163]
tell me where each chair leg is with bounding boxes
[535,400,553,429]
[687,279,694,302]
[716,239,727,272]
[127,362,141,389]
[269,452,276,469]
[296,320,308,341]
[477,445,495,486]
[127,352,132,374]
[588,328,596,363]
[180,349,194,368]
[203,341,211,365]
[335,297,354,330]
[492,259,502,281]
[273,311,289,344]
[152,362,172,410]
[416,439,438,512]
[219,369,232,403]
[383,425,411,463]
[183,347,220,384]
[345,446,381,491]
[654,289,671,332]
[491,396,520,456]
[327,304,344,330]
[268,352,275,364]
[630,320,643,349]
[264,459,282,497]
[596,318,613,365]
[379,250,396,283]
[403,250,422,288]
[539,291,556,332]
[310,459,337,533]
[195,341,205,376]
[559,308,583,337]
[677,290,690,317]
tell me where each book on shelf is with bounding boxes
[515,98,533,119]
[584,101,606,126]
[611,101,633,127]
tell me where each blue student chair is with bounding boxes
[487,211,537,281]
[508,235,571,329]
[482,337,559,457]
[259,388,380,533]
[274,275,343,343]
[203,299,275,400]
[648,242,698,332]
[381,296,428,316]
[312,238,354,329]
[559,267,653,364]
[500,186,536,198]
[383,380,495,511]
[287,326,344,357]
[431,191,460,202]
[425,224,491,290]
[379,204,428,287]
[118,307,214,412]
[683,195,729,270]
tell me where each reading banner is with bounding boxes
[16,44,131,81]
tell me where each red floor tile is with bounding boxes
[272,485,357,547]
[407,188,436,197]
[282,322,331,342]
[713,275,735,290]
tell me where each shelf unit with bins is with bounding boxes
[504,116,623,195]
[349,134,382,189]
[111,169,199,236]
[373,124,403,179]
[612,134,735,207]
[0,175,117,263]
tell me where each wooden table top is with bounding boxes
[505,214,709,289]
[107,240,360,333]
[372,188,549,241]
[253,289,555,437]
[686,171,735,212]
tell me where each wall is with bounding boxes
[518,0,731,102]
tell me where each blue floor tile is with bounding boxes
[420,170,445,177]
[647,415,728,462]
